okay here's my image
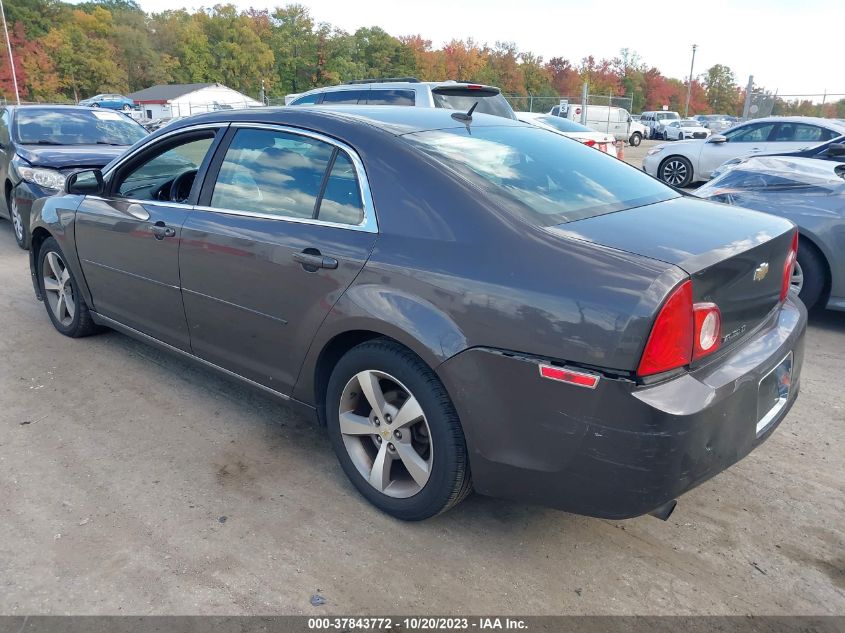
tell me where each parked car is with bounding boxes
[288,77,517,120]
[516,112,617,155]
[29,106,806,521]
[697,114,735,134]
[711,134,845,178]
[548,104,646,145]
[0,105,147,249]
[641,110,681,139]
[78,93,138,112]
[643,116,845,187]
[696,156,845,311]
[663,119,711,141]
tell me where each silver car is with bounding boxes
[696,154,845,310]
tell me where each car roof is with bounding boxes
[294,80,499,96]
[744,115,845,129]
[162,105,526,137]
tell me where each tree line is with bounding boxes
[1,0,843,117]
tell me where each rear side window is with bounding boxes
[404,126,676,226]
[209,128,363,225]
[774,123,837,143]
[366,89,415,106]
[321,90,368,104]
[431,88,516,120]
[291,93,320,105]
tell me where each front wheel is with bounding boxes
[326,339,472,520]
[792,239,827,309]
[659,155,694,187]
[122,104,131,111]
[629,132,642,147]
[8,189,29,249]
[38,237,100,337]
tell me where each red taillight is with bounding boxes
[539,365,600,389]
[637,280,694,376]
[637,280,722,377]
[467,84,482,90]
[583,139,597,147]
[692,303,721,360]
[780,230,799,302]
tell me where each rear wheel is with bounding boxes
[629,132,642,147]
[659,156,694,187]
[326,339,472,520]
[792,238,827,309]
[122,104,131,111]
[38,237,99,337]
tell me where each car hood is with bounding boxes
[547,195,793,274]
[16,144,127,170]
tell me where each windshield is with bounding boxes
[656,112,680,121]
[431,88,516,120]
[15,108,147,146]
[679,120,700,127]
[532,115,593,133]
[404,126,677,226]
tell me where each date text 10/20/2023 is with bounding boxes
[307,617,528,630]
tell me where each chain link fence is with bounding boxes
[504,93,634,115]
[743,92,845,120]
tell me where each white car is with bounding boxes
[642,116,845,187]
[664,119,711,141]
[517,112,617,155]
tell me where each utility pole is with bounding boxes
[684,44,697,118]
[0,0,19,105]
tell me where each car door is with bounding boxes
[178,124,377,395]
[698,120,776,178]
[74,124,226,350]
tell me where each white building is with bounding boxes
[128,83,264,120]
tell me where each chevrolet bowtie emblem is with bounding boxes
[753,262,769,282]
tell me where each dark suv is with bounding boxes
[0,105,147,249]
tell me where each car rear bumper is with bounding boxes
[436,296,807,519]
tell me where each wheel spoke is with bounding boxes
[392,395,423,429]
[47,252,63,281]
[368,441,392,492]
[64,293,75,319]
[338,411,375,436]
[356,370,386,418]
[42,277,60,292]
[394,442,430,488]
[60,268,70,285]
[56,293,66,320]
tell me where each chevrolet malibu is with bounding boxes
[28,107,806,521]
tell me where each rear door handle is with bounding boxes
[150,222,176,240]
[293,251,338,271]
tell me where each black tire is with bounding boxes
[326,339,472,520]
[629,132,642,147]
[794,238,827,310]
[37,237,100,337]
[658,155,694,188]
[122,104,131,111]
[7,186,30,250]
[91,103,99,108]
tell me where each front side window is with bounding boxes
[0,109,10,145]
[115,134,215,201]
[320,90,368,104]
[210,128,364,225]
[291,93,320,105]
[15,108,147,146]
[725,123,774,143]
[404,126,677,226]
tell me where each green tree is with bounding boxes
[703,64,738,113]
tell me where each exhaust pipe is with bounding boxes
[648,499,677,521]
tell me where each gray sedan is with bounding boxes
[696,155,845,311]
[28,106,805,521]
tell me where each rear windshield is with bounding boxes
[15,108,147,146]
[404,126,677,225]
[431,88,516,120]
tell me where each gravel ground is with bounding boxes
[0,208,843,616]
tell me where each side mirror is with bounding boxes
[65,169,104,195]
[824,143,845,157]
[708,134,727,144]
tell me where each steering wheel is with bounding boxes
[169,169,198,203]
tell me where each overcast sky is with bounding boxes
[131,0,840,98]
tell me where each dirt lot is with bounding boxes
[0,216,843,616]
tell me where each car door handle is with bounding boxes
[293,251,338,270]
[150,222,176,240]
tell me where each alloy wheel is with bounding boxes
[661,159,688,186]
[42,251,76,326]
[9,197,23,242]
[790,260,803,293]
[338,369,433,498]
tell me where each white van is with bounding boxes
[641,111,681,140]
[549,104,646,146]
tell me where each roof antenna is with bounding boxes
[451,101,479,123]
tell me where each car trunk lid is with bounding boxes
[548,196,796,354]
